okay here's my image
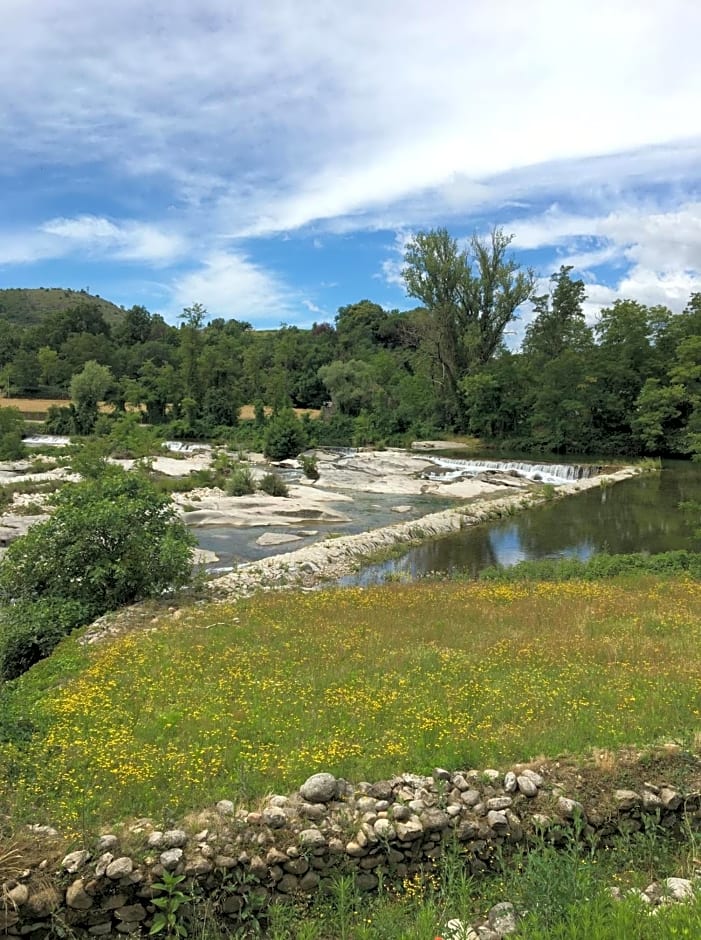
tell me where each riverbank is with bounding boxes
[209,466,640,600]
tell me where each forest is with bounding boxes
[1,227,699,458]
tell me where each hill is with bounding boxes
[0,287,126,328]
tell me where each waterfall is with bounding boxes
[425,457,601,485]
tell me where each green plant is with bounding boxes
[263,408,307,460]
[226,465,256,497]
[259,472,289,497]
[300,452,319,480]
[0,462,195,676]
[0,597,91,680]
[150,871,192,938]
[541,482,556,500]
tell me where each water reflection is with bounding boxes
[342,461,700,586]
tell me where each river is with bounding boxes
[339,459,701,586]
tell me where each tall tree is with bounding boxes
[402,227,533,427]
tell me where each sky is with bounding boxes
[1,0,701,342]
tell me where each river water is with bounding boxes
[340,460,701,586]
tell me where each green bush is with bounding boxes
[258,472,289,497]
[300,452,319,480]
[227,465,256,496]
[0,407,26,460]
[0,598,91,680]
[0,462,195,621]
[263,408,307,460]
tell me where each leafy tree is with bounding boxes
[522,266,592,363]
[402,227,534,427]
[70,360,114,434]
[318,359,376,416]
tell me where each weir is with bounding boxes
[425,457,601,485]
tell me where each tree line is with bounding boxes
[1,227,699,457]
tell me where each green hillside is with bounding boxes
[0,287,125,328]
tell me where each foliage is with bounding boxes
[299,452,319,480]
[258,471,289,497]
[226,465,256,497]
[263,408,307,460]
[0,598,91,681]
[479,550,701,582]
[0,462,194,639]
[69,359,113,434]
[0,406,26,459]
[150,871,192,938]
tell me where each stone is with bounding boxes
[62,849,90,873]
[299,828,326,849]
[613,789,640,810]
[391,804,411,821]
[277,874,299,894]
[642,790,663,811]
[396,817,423,841]
[115,904,146,922]
[262,808,287,829]
[147,832,165,848]
[486,810,508,832]
[461,789,481,807]
[66,879,94,910]
[283,857,309,875]
[664,878,694,901]
[95,853,114,877]
[433,767,452,781]
[216,799,235,816]
[486,797,512,811]
[96,835,118,853]
[516,775,538,797]
[100,894,128,911]
[659,787,682,811]
[420,808,450,832]
[300,773,337,803]
[504,772,517,792]
[374,818,396,839]
[160,848,183,870]
[299,802,325,822]
[557,797,585,820]
[488,901,519,935]
[6,884,29,907]
[519,769,544,787]
[299,871,320,891]
[345,839,367,857]
[162,829,187,848]
[483,769,500,782]
[88,924,114,936]
[105,857,134,879]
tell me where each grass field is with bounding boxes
[0,398,321,421]
[2,575,700,837]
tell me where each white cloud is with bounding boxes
[41,215,186,264]
[2,0,701,237]
[170,251,295,326]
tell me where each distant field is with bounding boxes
[1,398,321,421]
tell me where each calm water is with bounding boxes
[341,460,701,586]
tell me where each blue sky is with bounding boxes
[1,0,700,342]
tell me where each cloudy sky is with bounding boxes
[1,0,700,336]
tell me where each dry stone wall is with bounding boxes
[3,763,700,937]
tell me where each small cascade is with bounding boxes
[425,457,600,485]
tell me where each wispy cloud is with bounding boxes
[170,251,295,326]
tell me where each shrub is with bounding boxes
[0,463,195,617]
[263,408,307,460]
[0,598,91,680]
[300,452,320,480]
[258,472,289,497]
[0,407,26,460]
[227,465,256,496]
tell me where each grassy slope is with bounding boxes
[2,574,700,836]
[0,287,125,327]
